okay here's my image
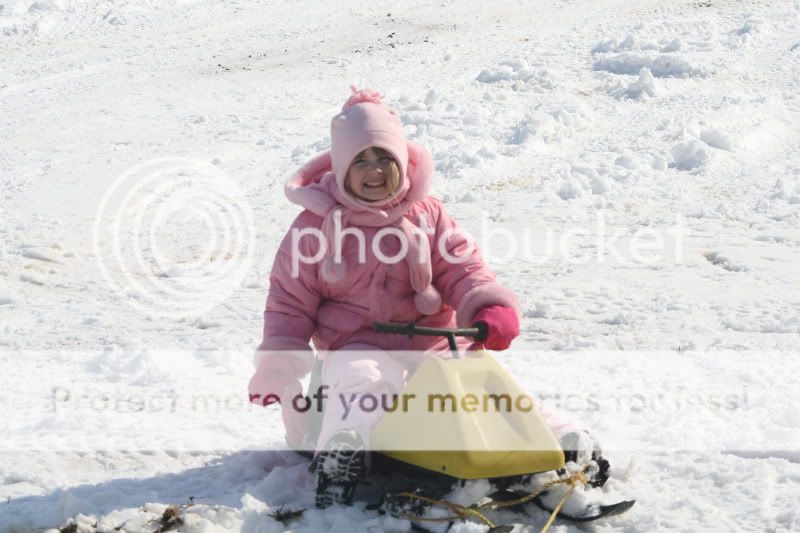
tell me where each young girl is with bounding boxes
[248,87,602,508]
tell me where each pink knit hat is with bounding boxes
[330,86,410,203]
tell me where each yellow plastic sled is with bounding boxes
[367,321,565,480]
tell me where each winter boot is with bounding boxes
[311,429,368,508]
[558,430,610,488]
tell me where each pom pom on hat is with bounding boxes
[342,86,384,110]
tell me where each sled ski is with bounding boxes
[487,486,636,522]
[348,467,636,532]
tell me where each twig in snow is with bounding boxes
[269,505,305,524]
[153,498,195,533]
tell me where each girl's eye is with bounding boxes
[379,157,393,165]
[354,160,368,167]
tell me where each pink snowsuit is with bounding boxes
[256,143,521,448]
[252,87,533,449]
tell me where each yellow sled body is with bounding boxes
[371,350,565,479]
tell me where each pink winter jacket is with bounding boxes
[256,143,519,374]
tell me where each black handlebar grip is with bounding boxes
[373,321,483,339]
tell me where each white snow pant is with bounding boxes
[315,344,573,452]
[315,344,412,451]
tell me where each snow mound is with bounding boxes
[770,178,800,203]
[729,16,766,46]
[699,128,736,151]
[557,179,582,200]
[508,107,587,146]
[703,251,749,272]
[524,302,550,318]
[592,33,706,79]
[0,284,18,305]
[594,53,704,78]
[671,140,711,170]
[722,308,799,334]
[592,34,666,54]
[476,59,555,92]
[601,312,629,325]
[610,67,657,100]
[19,242,62,263]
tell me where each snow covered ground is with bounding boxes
[2,0,800,531]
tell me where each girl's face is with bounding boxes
[345,147,401,202]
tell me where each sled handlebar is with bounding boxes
[372,321,487,357]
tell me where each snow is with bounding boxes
[671,139,712,171]
[2,0,800,531]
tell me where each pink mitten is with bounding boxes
[248,355,309,446]
[248,355,302,407]
[472,305,520,350]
